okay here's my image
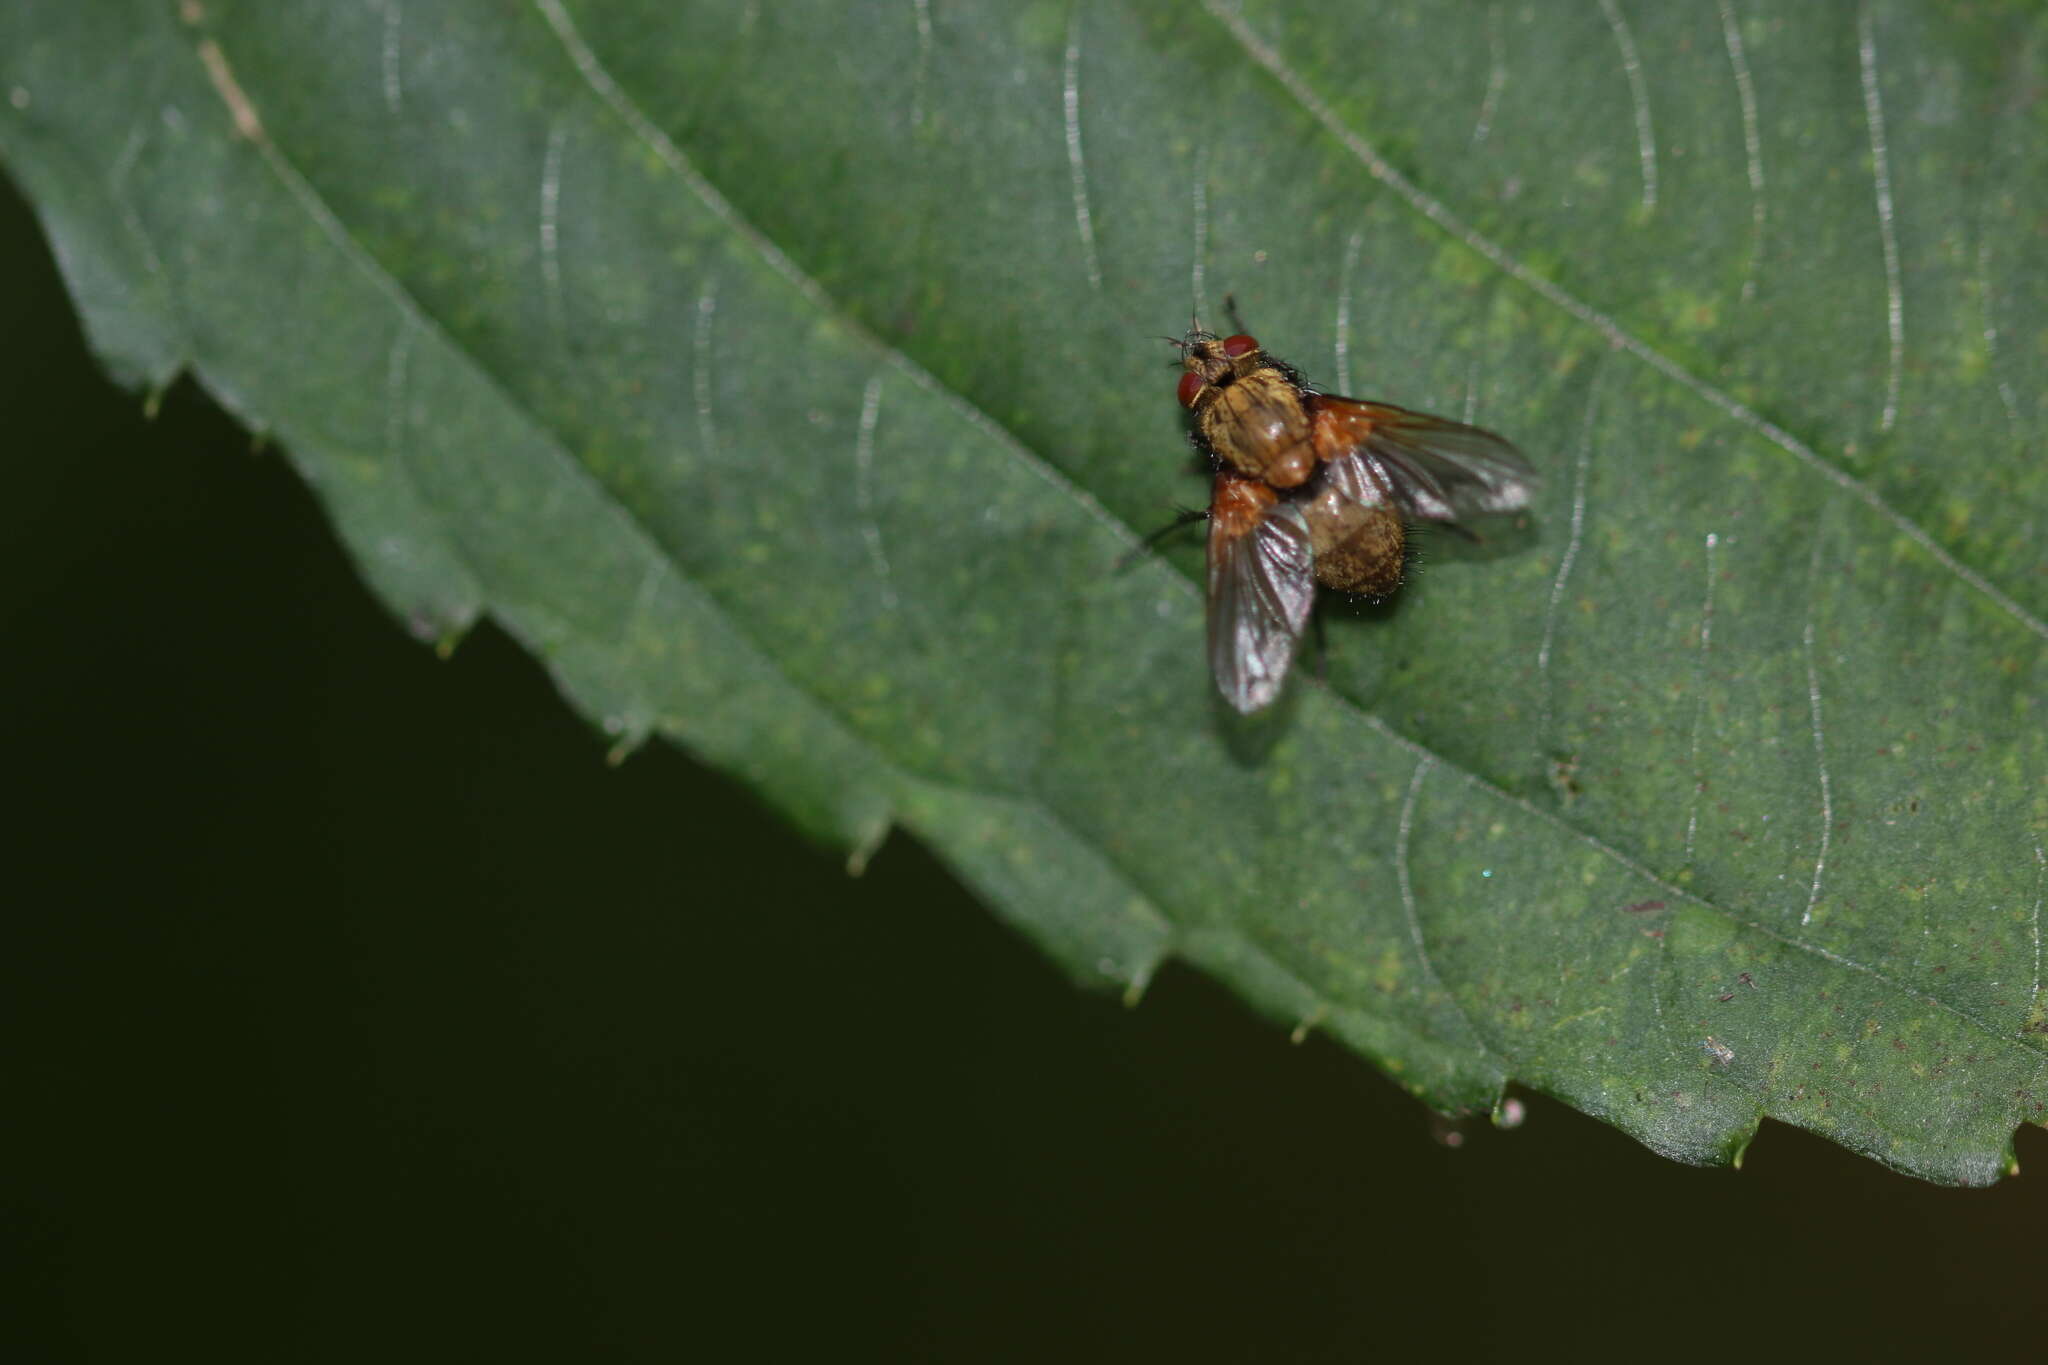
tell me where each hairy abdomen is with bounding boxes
[1304,488,1405,598]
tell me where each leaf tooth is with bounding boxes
[1121,952,1164,1010]
[604,721,653,769]
[1722,1115,1762,1170]
[844,815,892,878]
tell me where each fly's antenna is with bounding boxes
[1224,292,1248,336]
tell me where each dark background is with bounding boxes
[3,171,2042,1362]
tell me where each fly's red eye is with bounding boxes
[1221,334,1259,358]
[1177,371,1206,408]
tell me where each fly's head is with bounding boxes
[1172,328,1264,408]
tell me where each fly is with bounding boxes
[1172,307,1539,712]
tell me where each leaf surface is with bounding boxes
[4,0,2045,1181]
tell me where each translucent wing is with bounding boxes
[1311,396,1538,523]
[1206,473,1316,713]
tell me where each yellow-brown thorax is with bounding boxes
[1197,368,1317,488]
[1181,336,1317,489]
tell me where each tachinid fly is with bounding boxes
[1172,318,1538,712]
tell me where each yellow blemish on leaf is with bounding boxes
[195,39,266,144]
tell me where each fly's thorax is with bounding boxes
[1200,367,1316,488]
[1206,472,1277,537]
[1304,487,1405,597]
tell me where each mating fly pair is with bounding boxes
[1167,312,1538,712]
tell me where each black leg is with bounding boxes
[1118,507,1209,571]
[1224,292,1249,336]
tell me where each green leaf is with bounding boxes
[4,0,2044,1183]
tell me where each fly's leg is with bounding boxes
[1118,507,1208,572]
[1224,292,1250,336]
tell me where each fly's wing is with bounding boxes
[1311,396,1538,523]
[1206,479,1316,713]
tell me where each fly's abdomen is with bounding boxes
[1304,489,1405,598]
